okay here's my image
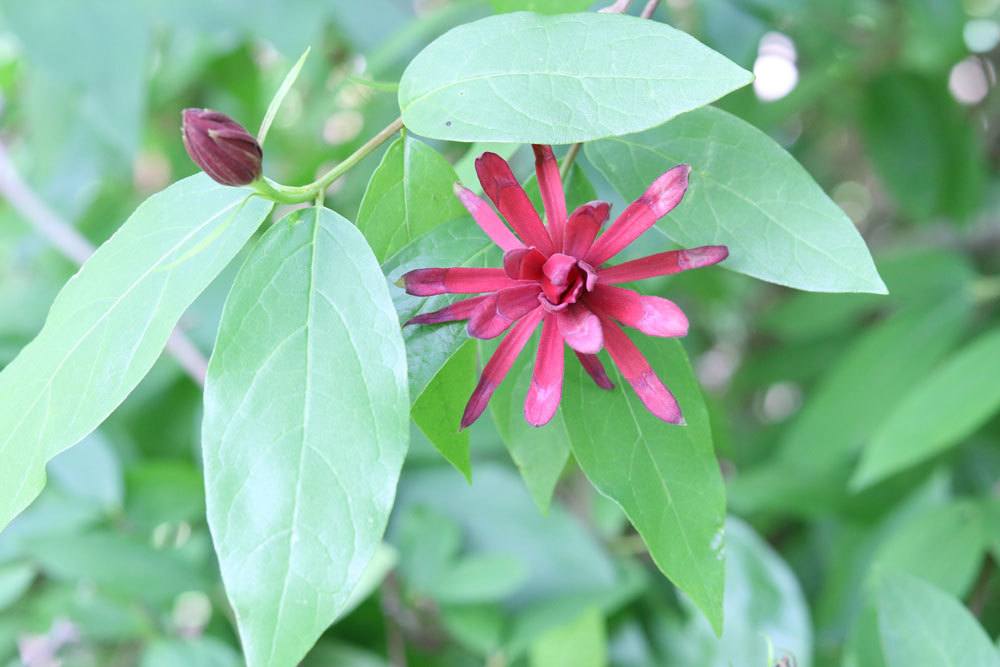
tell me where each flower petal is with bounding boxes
[524,315,565,426]
[575,352,614,390]
[586,164,690,265]
[586,285,689,338]
[405,295,490,326]
[600,319,684,424]
[467,284,542,339]
[563,201,610,258]
[555,303,603,354]
[402,267,514,296]
[462,308,545,428]
[453,183,523,251]
[503,247,547,281]
[598,246,729,284]
[476,152,554,254]
[532,145,567,246]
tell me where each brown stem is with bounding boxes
[0,143,208,387]
[640,0,660,19]
[967,555,995,618]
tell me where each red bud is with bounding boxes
[181,108,262,186]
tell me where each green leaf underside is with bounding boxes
[399,12,752,143]
[562,335,726,633]
[383,217,502,404]
[853,327,1000,489]
[586,106,887,294]
[202,207,408,667]
[875,572,1000,667]
[357,134,467,263]
[412,340,477,480]
[0,174,272,533]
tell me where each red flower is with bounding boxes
[401,146,727,428]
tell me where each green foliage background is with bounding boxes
[0,0,997,666]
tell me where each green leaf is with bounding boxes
[0,561,35,612]
[258,46,311,145]
[562,336,726,633]
[872,501,988,597]
[529,607,606,667]
[27,530,209,605]
[357,134,467,262]
[384,217,501,403]
[412,340,477,480]
[203,207,409,667]
[730,298,971,515]
[427,554,528,604]
[490,0,594,13]
[399,12,752,143]
[853,328,1000,489]
[875,572,1000,667]
[657,518,812,667]
[586,106,887,294]
[490,351,571,512]
[0,174,272,533]
[141,638,242,667]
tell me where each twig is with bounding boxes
[0,143,208,386]
[640,0,660,19]
[598,0,632,11]
[380,573,409,667]
[967,555,995,618]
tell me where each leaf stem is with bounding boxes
[256,116,404,204]
[640,0,660,19]
[560,143,582,181]
[0,143,209,386]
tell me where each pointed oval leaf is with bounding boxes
[412,340,477,479]
[875,572,1000,667]
[562,335,726,633]
[357,134,467,262]
[203,207,409,667]
[0,174,272,533]
[586,106,887,294]
[399,12,752,143]
[853,328,1000,489]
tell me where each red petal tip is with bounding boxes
[401,268,446,296]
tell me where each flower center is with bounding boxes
[538,253,597,312]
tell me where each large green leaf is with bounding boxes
[658,518,812,667]
[202,207,409,667]
[872,501,989,598]
[356,134,467,262]
[562,336,726,633]
[586,106,887,294]
[852,328,1000,489]
[875,572,1000,667]
[730,298,970,515]
[412,340,477,479]
[490,351,571,512]
[529,607,607,667]
[398,12,751,143]
[383,217,501,403]
[0,174,272,533]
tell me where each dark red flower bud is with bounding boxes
[181,108,263,186]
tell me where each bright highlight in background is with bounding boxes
[753,32,799,102]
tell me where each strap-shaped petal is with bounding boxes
[462,308,545,428]
[555,303,603,354]
[476,152,554,254]
[563,201,610,258]
[586,164,690,265]
[503,247,547,281]
[575,351,614,390]
[598,246,728,284]
[453,183,523,251]
[402,267,514,296]
[524,315,565,426]
[467,284,542,339]
[599,319,683,424]
[405,295,490,326]
[586,285,689,338]
[532,145,567,246]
